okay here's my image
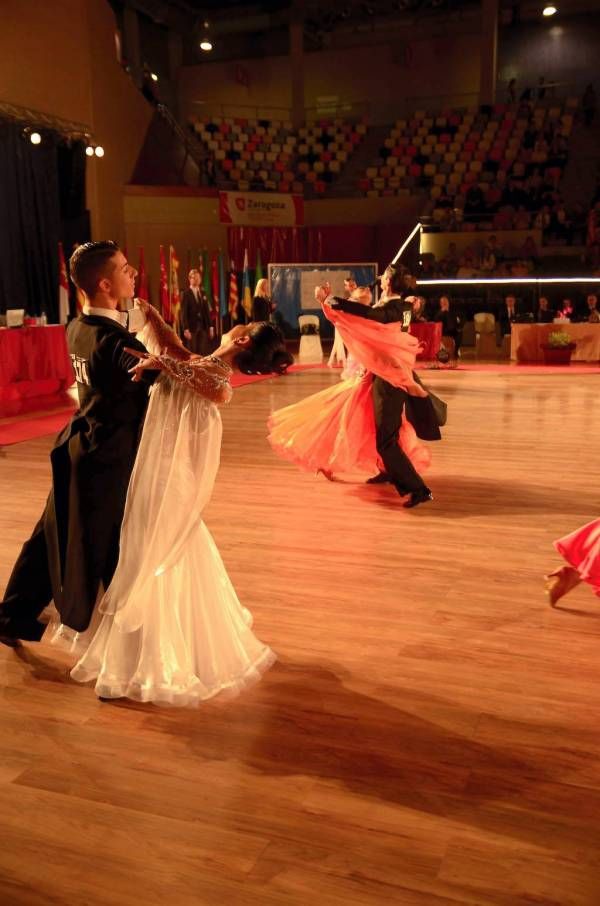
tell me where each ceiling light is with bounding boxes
[30,131,41,145]
[200,40,212,51]
[543,5,557,15]
[85,146,94,157]
[151,72,158,82]
[94,145,105,157]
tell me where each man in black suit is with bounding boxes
[0,242,158,643]
[320,264,444,509]
[181,268,212,355]
[535,296,555,322]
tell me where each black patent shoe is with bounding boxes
[366,473,392,484]
[403,489,433,509]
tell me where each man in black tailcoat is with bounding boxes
[0,242,157,642]
[319,264,445,509]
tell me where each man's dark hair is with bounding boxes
[385,263,414,296]
[69,241,120,298]
[233,322,294,375]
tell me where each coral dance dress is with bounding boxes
[555,519,600,596]
[268,303,431,477]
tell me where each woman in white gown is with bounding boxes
[47,304,290,706]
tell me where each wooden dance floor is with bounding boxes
[1,366,600,905]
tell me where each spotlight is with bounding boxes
[30,131,41,145]
[94,146,105,158]
[85,146,95,157]
[200,40,212,51]
[543,5,557,15]
[151,72,158,82]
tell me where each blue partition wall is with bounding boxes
[268,262,377,337]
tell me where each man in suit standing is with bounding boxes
[181,268,213,355]
[0,242,158,643]
[319,264,443,509]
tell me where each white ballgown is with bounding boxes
[46,326,275,705]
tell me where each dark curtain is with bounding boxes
[0,122,61,319]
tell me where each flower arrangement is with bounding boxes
[547,331,574,348]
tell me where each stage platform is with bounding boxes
[1,366,600,905]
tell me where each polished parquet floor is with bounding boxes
[1,366,599,906]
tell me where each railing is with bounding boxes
[190,101,292,122]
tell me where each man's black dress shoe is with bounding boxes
[366,473,392,484]
[403,489,433,509]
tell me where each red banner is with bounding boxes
[219,191,304,227]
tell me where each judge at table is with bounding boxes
[535,296,554,323]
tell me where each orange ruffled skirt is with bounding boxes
[555,518,600,596]
[268,373,431,477]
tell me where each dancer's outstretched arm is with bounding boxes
[136,299,190,361]
[125,348,232,404]
[331,296,411,326]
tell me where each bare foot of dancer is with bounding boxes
[544,566,582,607]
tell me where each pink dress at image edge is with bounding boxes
[555,518,600,596]
[268,303,430,477]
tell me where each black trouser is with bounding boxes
[372,377,428,495]
[0,513,51,639]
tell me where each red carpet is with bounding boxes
[0,365,324,445]
[0,409,74,446]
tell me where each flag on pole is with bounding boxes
[159,245,170,323]
[254,247,264,293]
[219,250,228,320]
[58,242,69,324]
[169,245,181,331]
[137,247,149,301]
[202,248,214,328]
[228,264,239,320]
[242,249,252,319]
[211,251,220,324]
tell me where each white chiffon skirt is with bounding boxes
[46,366,275,706]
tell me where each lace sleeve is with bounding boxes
[144,303,189,361]
[158,354,233,404]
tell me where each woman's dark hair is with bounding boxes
[69,240,120,298]
[233,322,294,375]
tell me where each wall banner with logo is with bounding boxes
[219,191,304,227]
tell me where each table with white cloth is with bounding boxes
[0,325,74,402]
[510,323,600,363]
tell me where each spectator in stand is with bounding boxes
[587,204,600,266]
[586,294,600,323]
[535,296,554,323]
[507,78,517,104]
[481,237,497,273]
[520,235,539,265]
[583,84,597,127]
[411,296,428,322]
[434,295,463,357]
[465,184,485,221]
[514,207,532,230]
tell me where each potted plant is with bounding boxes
[541,331,576,365]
